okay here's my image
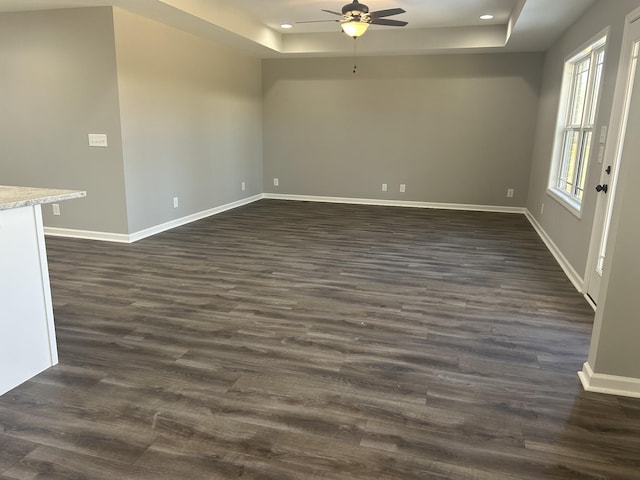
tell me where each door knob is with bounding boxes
[596,184,608,193]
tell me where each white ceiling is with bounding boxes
[0,0,597,56]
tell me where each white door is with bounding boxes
[586,15,640,305]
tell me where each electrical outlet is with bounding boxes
[541,203,545,215]
[173,197,179,208]
[52,204,60,216]
[382,183,388,192]
[507,188,514,198]
[273,178,279,187]
[242,181,246,191]
[400,184,406,193]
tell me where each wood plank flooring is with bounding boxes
[2,199,640,479]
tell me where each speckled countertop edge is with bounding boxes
[0,186,86,211]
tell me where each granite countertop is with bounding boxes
[0,185,86,210]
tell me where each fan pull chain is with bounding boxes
[353,37,358,74]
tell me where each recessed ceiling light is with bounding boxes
[480,14,494,20]
[281,23,293,29]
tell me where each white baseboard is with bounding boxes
[524,209,584,294]
[44,194,263,243]
[44,228,131,243]
[45,194,523,243]
[578,362,640,399]
[263,193,527,214]
[128,194,263,242]
[583,293,597,312]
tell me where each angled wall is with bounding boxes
[587,73,640,384]
[112,8,263,234]
[0,6,264,238]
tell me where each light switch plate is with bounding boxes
[599,126,607,144]
[88,133,108,147]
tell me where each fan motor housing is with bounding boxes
[342,1,369,15]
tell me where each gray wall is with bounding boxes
[112,8,263,233]
[262,53,543,206]
[526,0,640,279]
[0,6,263,236]
[589,62,640,377]
[0,7,129,233]
[581,1,640,380]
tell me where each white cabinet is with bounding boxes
[0,205,58,395]
[0,186,85,396]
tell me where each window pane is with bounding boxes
[558,130,580,195]
[569,58,591,125]
[588,50,606,125]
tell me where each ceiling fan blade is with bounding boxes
[296,19,340,23]
[370,18,408,27]
[369,8,406,18]
[321,9,343,16]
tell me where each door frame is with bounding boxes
[584,6,640,307]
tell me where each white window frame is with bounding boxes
[548,32,608,217]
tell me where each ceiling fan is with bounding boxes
[298,0,408,38]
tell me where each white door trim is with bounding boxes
[584,6,640,306]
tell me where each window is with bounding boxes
[549,36,606,213]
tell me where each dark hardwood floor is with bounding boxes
[2,199,640,479]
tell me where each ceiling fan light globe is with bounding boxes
[341,20,370,37]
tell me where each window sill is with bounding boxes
[547,188,583,219]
